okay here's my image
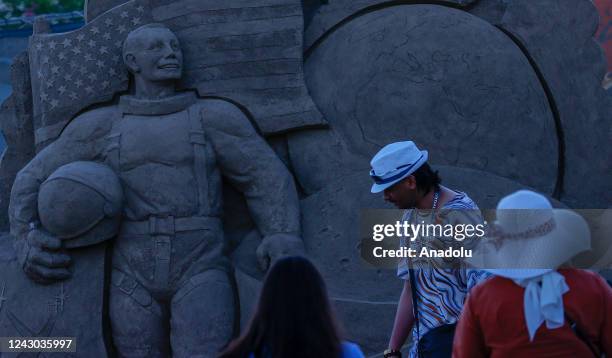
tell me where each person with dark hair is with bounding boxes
[369,141,489,358]
[219,256,365,358]
[411,163,441,195]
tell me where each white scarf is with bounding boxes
[485,269,570,341]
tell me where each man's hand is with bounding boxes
[256,233,305,271]
[14,229,72,284]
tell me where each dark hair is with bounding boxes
[219,256,343,358]
[412,163,441,194]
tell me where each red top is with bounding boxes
[594,0,612,73]
[453,269,612,358]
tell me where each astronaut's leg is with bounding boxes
[110,269,169,357]
[170,269,235,358]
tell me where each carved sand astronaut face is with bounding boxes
[123,24,183,82]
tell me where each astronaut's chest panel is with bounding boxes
[118,112,194,169]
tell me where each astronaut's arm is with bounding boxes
[201,100,301,237]
[9,115,108,237]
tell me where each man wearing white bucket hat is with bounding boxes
[453,190,612,357]
[371,141,488,358]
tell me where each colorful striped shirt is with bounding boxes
[396,190,491,358]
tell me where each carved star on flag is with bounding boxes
[132,17,142,26]
[63,74,72,81]
[85,86,94,94]
[58,85,67,94]
[71,47,81,55]
[118,25,127,34]
[102,81,110,89]
[136,5,144,12]
[50,99,59,108]
[99,46,109,55]
[75,79,83,88]
[121,11,129,19]
[77,34,85,42]
[42,56,50,64]
[58,52,66,60]
[51,66,60,75]
[88,40,97,48]
[96,60,105,68]
[48,41,57,50]
[84,54,94,61]
[35,42,43,50]
[69,92,78,100]
[62,38,72,48]
[40,92,48,102]
[88,73,98,82]
[103,32,112,41]
[90,26,100,35]
[104,18,113,26]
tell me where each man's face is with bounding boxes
[128,28,183,82]
[383,176,419,209]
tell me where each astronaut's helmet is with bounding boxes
[38,161,123,248]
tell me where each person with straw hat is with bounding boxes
[453,190,612,357]
[370,141,488,358]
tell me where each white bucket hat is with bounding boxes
[369,141,428,193]
[482,190,591,272]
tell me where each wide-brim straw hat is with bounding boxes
[477,190,591,272]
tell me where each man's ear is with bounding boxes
[405,175,417,190]
[124,53,140,73]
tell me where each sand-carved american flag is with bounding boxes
[28,0,152,149]
[28,0,325,151]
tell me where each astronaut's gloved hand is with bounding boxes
[256,233,305,271]
[14,229,72,284]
